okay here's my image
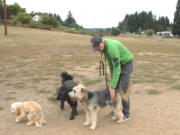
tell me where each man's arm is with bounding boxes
[110,55,121,89]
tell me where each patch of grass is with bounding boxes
[132,79,160,84]
[134,91,140,94]
[132,79,143,84]
[8,91,16,94]
[0,107,3,110]
[31,86,38,89]
[72,74,86,79]
[4,72,17,78]
[139,65,151,71]
[48,96,56,101]
[147,89,161,95]
[38,89,51,94]
[145,79,161,83]
[0,79,8,84]
[16,62,27,67]
[172,85,180,91]
[0,67,6,72]
[13,82,25,89]
[160,75,178,83]
[4,96,16,100]
[21,70,35,77]
[32,78,41,83]
[81,65,92,68]
[83,79,102,86]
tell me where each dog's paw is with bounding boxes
[15,118,20,122]
[83,121,90,126]
[60,106,64,110]
[35,122,43,127]
[89,125,96,130]
[27,121,34,126]
[112,116,116,120]
[69,115,75,120]
[60,101,65,110]
[116,118,124,124]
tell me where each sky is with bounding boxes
[6,0,178,28]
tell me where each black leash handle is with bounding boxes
[99,52,109,89]
[99,61,104,76]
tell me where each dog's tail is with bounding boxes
[119,83,133,101]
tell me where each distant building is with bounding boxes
[157,31,174,38]
[32,15,41,21]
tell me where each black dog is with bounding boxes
[57,72,78,120]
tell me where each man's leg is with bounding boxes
[116,61,133,118]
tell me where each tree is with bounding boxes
[16,12,31,24]
[7,2,25,16]
[64,11,77,28]
[146,29,155,36]
[157,16,170,31]
[111,27,120,36]
[40,14,59,28]
[118,11,171,33]
[172,0,180,36]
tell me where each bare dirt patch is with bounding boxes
[0,26,180,135]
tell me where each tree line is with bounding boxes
[0,1,82,29]
[0,0,180,36]
[118,11,171,33]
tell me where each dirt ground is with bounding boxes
[0,26,180,135]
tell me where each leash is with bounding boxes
[99,52,112,105]
[99,53,108,89]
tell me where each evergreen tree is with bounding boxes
[172,0,180,36]
[157,16,170,31]
[64,11,77,28]
[118,11,171,33]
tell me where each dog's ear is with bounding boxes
[60,72,73,80]
[16,107,21,116]
[80,84,87,94]
[81,88,86,94]
[60,71,67,78]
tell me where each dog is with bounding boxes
[68,84,127,130]
[56,71,78,120]
[11,101,47,127]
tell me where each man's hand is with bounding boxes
[109,88,115,103]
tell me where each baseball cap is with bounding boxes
[91,35,102,51]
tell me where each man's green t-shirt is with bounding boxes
[103,39,134,88]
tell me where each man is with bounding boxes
[91,35,133,121]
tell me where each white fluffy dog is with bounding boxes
[11,101,47,127]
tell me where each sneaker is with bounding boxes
[123,115,130,121]
[106,111,114,117]
[117,115,130,123]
